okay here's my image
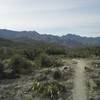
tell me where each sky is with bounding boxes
[0,0,100,37]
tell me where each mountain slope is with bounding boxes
[0,29,100,47]
[62,34,100,46]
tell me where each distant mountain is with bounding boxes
[61,34,100,46]
[0,29,100,47]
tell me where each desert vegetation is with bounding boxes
[0,38,100,100]
[85,61,100,100]
[0,40,76,100]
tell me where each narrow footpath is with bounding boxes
[73,59,87,100]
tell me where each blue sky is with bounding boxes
[0,0,100,37]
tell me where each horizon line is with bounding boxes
[0,28,100,38]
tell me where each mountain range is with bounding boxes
[0,29,100,47]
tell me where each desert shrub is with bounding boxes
[0,47,14,60]
[0,60,4,79]
[0,59,19,79]
[35,54,63,68]
[23,48,44,60]
[23,50,36,60]
[0,60,4,72]
[23,49,40,60]
[46,47,66,55]
[32,80,66,99]
[8,55,33,74]
[43,69,52,75]
[53,58,63,67]
[95,80,100,88]
[34,54,52,68]
[53,69,62,80]
[40,54,53,67]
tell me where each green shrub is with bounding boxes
[52,58,63,67]
[34,54,52,68]
[23,48,43,60]
[8,55,33,74]
[0,47,14,60]
[46,47,66,55]
[40,54,53,67]
[23,49,40,60]
[23,50,36,60]
[53,69,62,80]
[35,54,63,68]
[32,80,66,99]
[0,60,4,79]
[0,60,4,72]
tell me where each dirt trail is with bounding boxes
[73,59,87,100]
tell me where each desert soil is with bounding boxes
[73,59,87,100]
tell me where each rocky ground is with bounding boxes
[85,60,100,100]
[0,59,75,100]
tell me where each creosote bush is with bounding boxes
[53,69,62,80]
[0,47,14,60]
[0,60,4,79]
[23,48,42,60]
[40,54,53,67]
[35,53,63,68]
[8,55,33,74]
[46,47,66,55]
